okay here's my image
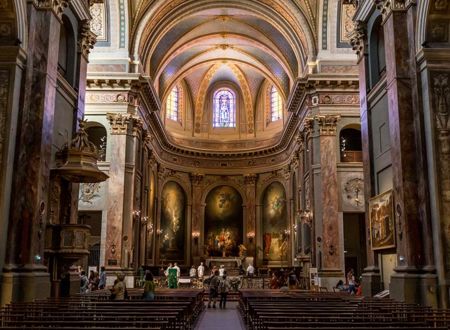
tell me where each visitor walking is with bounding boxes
[207,270,220,308]
[218,272,231,309]
[110,273,126,300]
[80,271,88,294]
[98,266,107,289]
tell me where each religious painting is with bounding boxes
[204,185,243,257]
[262,182,288,262]
[369,190,395,250]
[160,181,186,261]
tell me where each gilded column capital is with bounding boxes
[107,113,132,135]
[89,0,104,6]
[290,154,300,170]
[31,0,70,18]
[190,173,204,185]
[79,20,97,59]
[315,115,340,136]
[302,117,315,136]
[349,20,367,60]
[244,174,257,185]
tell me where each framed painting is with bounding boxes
[369,190,396,250]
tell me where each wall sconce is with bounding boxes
[192,231,200,242]
[300,209,313,224]
[156,229,163,235]
[284,229,291,236]
[111,243,116,255]
[293,224,298,232]
[147,222,154,234]
[141,216,148,224]
[247,231,255,242]
[132,210,141,218]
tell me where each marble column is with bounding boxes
[379,1,429,304]
[316,115,343,287]
[1,1,64,304]
[105,113,131,270]
[190,173,204,264]
[244,174,257,258]
[350,21,382,296]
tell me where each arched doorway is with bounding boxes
[159,181,186,263]
[262,181,288,265]
[204,185,243,257]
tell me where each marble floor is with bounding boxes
[194,302,246,330]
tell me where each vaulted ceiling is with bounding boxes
[129,0,318,102]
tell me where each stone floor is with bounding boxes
[194,302,246,330]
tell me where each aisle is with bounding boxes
[194,302,246,330]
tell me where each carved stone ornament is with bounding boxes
[349,20,367,59]
[190,173,204,185]
[315,115,340,136]
[244,173,257,185]
[132,116,144,136]
[79,182,101,204]
[79,20,97,58]
[375,0,416,20]
[303,117,315,135]
[33,0,70,17]
[107,113,131,135]
[89,0,104,6]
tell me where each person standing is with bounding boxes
[219,264,225,277]
[246,263,255,277]
[110,273,126,300]
[207,270,220,308]
[347,269,356,294]
[197,262,205,280]
[164,263,173,277]
[218,272,231,309]
[80,271,88,294]
[173,262,181,279]
[142,271,156,301]
[98,266,107,289]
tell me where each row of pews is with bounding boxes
[0,288,204,329]
[238,290,450,330]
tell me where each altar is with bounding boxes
[205,257,242,269]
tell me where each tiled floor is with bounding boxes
[194,302,246,330]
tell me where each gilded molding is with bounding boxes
[244,174,257,185]
[107,113,131,135]
[79,20,97,59]
[375,0,416,21]
[190,173,204,185]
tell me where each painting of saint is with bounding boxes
[369,190,395,250]
[262,182,287,262]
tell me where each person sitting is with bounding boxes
[142,271,155,301]
[335,279,346,292]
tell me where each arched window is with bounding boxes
[166,86,180,122]
[270,86,282,122]
[213,88,236,128]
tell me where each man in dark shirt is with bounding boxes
[207,270,220,308]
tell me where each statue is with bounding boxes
[238,244,247,258]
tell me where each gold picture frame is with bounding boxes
[369,190,396,250]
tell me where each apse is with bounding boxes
[204,185,243,257]
[160,181,186,262]
[262,181,288,263]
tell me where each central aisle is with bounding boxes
[194,302,246,330]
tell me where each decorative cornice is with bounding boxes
[349,20,367,60]
[315,115,340,136]
[107,113,132,135]
[89,0,104,6]
[79,20,97,59]
[32,0,70,18]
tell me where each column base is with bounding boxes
[361,266,382,297]
[389,271,438,307]
[0,266,50,306]
[318,269,345,291]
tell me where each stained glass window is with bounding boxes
[213,88,236,128]
[166,86,179,121]
[270,86,282,122]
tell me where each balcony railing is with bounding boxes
[341,150,363,162]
